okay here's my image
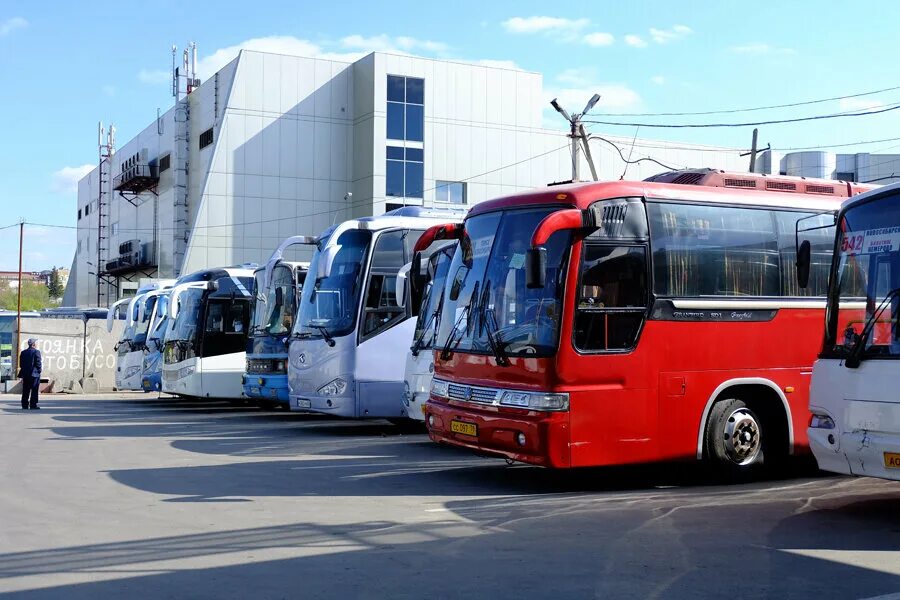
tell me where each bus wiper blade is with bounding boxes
[440,282,478,362]
[411,309,438,356]
[478,281,509,367]
[846,286,900,368]
[311,324,336,347]
[290,331,312,340]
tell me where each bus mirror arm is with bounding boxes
[527,208,595,289]
[796,240,811,289]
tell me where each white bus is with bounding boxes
[107,281,174,391]
[400,223,462,421]
[287,206,465,419]
[138,288,173,393]
[806,182,900,481]
[162,267,255,399]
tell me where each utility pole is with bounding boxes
[15,221,23,368]
[749,128,759,173]
[550,94,601,182]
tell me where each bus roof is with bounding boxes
[838,180,900,214]
[176,265,258,285]
[468,169,878,218]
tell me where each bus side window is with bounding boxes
[574,245,648,352]
[361,230,406,339]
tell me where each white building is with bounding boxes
[66,50,750,306]
[755,150,900,185]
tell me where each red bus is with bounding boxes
[424,169,875,475]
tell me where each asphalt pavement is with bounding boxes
[0,393,898,599]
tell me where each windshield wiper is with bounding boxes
[440,282,479,362]
[478,281,510,367]
[411,295,444,357]
[845,287,900,368]
[310,324,336,347]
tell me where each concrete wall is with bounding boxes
[12,318,124,393]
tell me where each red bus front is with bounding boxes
[425,173,866,472]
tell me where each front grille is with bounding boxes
[447,382,500,405]
[247,359,272,374]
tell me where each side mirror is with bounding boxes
[396,263,411,308]
[796,240,811,289]
[526,247,547,289]
[317,245,338,280]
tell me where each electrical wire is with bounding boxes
[587,134,682,171]
[584,102,900,129]
[596,84,900,117]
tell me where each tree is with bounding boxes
[0,280,51,311]
[48,267,63,299]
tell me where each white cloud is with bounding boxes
[583,32,614,47]
[51,165,94,195]
[0,16,27,36]
[839,98,886,112]
[649,24,693,44]
[729,42,795,55]
[341,34,448,54]
[624,34,647,48]
[502,16,589,34]
[195,36,325,78]
[650,75,665,85]
[138,68,170,85]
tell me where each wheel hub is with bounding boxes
[723,408,761,466]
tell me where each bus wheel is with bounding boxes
[705,398,764,476]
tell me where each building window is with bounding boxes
[85,204,90,216]
[386,146,424,199]
[835,171,856,182]
[386,75,424,142]
[77,209,82,220]
[435,181,466,204]
[159,153,171,172]
[111,223,119,235]
[199,128,214,149]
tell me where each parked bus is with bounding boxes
[806,182,900,481]
[243,236,312,408]
[400,223,462,421]
[425,169,874,475]
[107,282,174,391]
[287,206,465,419]
[139,288,173,393]
[162,267,255,398]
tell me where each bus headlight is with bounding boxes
[499,390,569,411]
[404,381,411,406]
[124,366,141,379]
[431,378,449,399]
[273,360,287,374]
[318,378,347,397]
[177,365,195,379]
[809,413,836,429]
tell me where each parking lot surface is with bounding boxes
[0,394,898,599]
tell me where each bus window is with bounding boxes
[574,245,648,351]
[362,230,406,339]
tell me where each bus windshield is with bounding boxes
[825,192,900,359]
[134,296,157,342]
[294,229,371,339]
[252,264,297,336]
[164,288,204,362]
[413,245,455,351]
[437,207,570,358]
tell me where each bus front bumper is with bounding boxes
[425,398,571,468]
[810,426,900,481]
[141,372,162,393]
[243,374,290,406]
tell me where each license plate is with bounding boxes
[450,420,477,436]
[296,398,312,409]
[884,452,900,469]
[270,388,279,398]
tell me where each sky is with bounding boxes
[2,0,900,271]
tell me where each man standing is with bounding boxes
[18,338,42,410]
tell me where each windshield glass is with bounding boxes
[134,295,156,341]
[163,288,204,362]
[148,296,169,343]
[294,229,371,338]
[413,245,455,350]
[825,192,900,358]
[437,207,570,358]
[252,264,297,336]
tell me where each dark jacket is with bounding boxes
[18,347,42,379]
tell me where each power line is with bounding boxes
[588,135,682,172]
[596,84,900,117]
[584,102,900,129]
[28,144,573,235]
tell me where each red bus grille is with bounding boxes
[805,184,835,194]
[765,181,797,191]
[447,382,500,405]
[724,178,757,188]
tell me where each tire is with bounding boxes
[704,398,765,478]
